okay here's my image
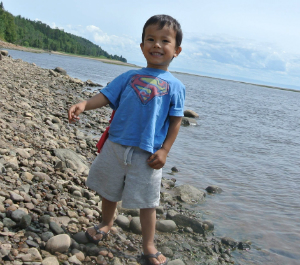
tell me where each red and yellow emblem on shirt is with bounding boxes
[130,75,169,104]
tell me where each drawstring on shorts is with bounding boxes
[123,146,134,165]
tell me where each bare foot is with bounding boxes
[86,224,110,241]
[143,245,167,265]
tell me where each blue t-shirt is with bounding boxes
[101,67,185,153]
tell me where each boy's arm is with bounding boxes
[68,93,110,123]
[147,116,182,169]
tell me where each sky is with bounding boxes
[4,0,300,89]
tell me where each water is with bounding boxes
[6,49,300,264]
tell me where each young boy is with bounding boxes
[68,15,185,265]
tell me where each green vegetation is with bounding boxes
[0,2,127,62]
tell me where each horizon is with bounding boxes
[3,0,300,90]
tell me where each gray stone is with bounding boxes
[19,214,32,228]
[53,149,89,174]
[160,246,174,258]
[205,185,223,194]
[130,217,142,234]
[45,234,71,254]
[184,109,199,118]
[181,117,197,126]
[68,255,82,264]
[11,209,27,222]
[54,67,67,75]
[9,191,24,202]
[170,214,204,234]
[72,231,89,244]
[39,215,51,224]
[156,220,177,232]
[168,259,185,265]
[42,256,60,265]
[174,184,206,203]
[32,172,51,181]
[221,237,238,248]
[0,50,8,56]
[41,231,54,242]
[3,217,16,228]
[49,221,64,234]
[115,215,130,230]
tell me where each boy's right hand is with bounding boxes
[68,101,86,123]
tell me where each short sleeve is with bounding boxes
[100,73,127,110]
[169,84,185,116]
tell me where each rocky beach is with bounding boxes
[0,50,250,265]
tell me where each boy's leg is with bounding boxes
[140,208,167,265]
[86,197,117,240]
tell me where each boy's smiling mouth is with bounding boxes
[151,52,163,56]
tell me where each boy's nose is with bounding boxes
[153,41,161,48]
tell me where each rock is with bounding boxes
[32,172,51,181]
[53,149,89,174]
[45,234,71,254]
[112,257,123,265]
[54,67,67,75]
[49,221,64,234]
[3,218,17,228]
[1,50,8,56]
[19,214,32,228]
[42,256,60,265]
[156,220,177,232]
[174,184,206,203]
[9,191,24,202]
[238,242,251,250]
[28,247,42,261]
[181,117,197,126]
[221,237,238,248]
[184,109,199,118]
[41,231,54,242]
[170,214,204,234]
[115,215,130,230]
[202,220,214,231]
[39,215,51,224]
[72,231,89,244]
[205,185,223,194]
[168,259,185,265]
[130,217,142,234]
[68,255,82,264]
[11,209,27,222]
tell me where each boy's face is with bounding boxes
[140,24,182,71]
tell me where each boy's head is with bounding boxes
[141,15,183,70]
[142,15,183,48]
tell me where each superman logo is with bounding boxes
[130,75,169,104]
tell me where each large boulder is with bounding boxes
[174,184,206,203]
[53,149,89,174]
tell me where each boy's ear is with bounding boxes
[140,43,144,50]
[173,46,182,58]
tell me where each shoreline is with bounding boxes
[0,50,255,264]
[0,40,300,92]
[1,40,299,94]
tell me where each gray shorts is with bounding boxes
[86,139,162,209]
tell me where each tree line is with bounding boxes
[0,2,127,62]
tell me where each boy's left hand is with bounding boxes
[147,148,168,169]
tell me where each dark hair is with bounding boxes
[142,15,183,47]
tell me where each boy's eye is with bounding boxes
[163,40,170,43]
[147,38,154,41]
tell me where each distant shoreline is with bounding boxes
[1,40,299,93]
